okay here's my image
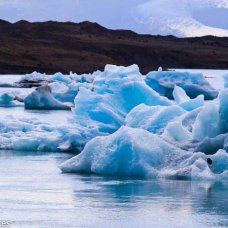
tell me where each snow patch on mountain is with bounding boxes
[135,0,228,37]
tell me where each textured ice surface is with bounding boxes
[192,102,220,141]
[219,89,228,133]
[21,71,48,82]
[223,74,228,89]
[145,70,218,100]
[125,104,185,134]
[72,65,171,135]
[173,85,204,111]
[60,126,228,179]
[0,92,16,107]
[24,86,70,110]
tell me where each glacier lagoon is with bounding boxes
[0,69,228,227]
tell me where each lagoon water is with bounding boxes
[0,151,228,228]
[0,70,228,227]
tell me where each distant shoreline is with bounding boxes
[0,20,228,75]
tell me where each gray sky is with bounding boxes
[0,0,228,37]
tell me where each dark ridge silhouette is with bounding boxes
[0,19,228,74]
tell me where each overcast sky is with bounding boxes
[0,0,228,37]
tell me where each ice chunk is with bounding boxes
[145,70,218,100]
[195,134,228,154]
[209,150,228,175]
[173,85,190,104]
[223,74,228,89]
[179,95,204,111]
[54,82,92,103]
[0,92,16,107]
[49,82,69,94]
[125,104,185,134]
[20,71,47,82]
[24,85,71,110]
[192,102,220,141]
[219,89,228,133]
[51,72,72,84]
[60,126,191,177]
[60,126,225,179]
[173,85,204,111]
[163,121,192,142]
[72,65,171,135]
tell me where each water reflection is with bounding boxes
[0,151,227,227]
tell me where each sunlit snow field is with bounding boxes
[0,70,227,228]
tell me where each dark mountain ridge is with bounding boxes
[0,19,228,74]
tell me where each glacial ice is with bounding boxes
[163,121,192,142]
[223,74,228,89]
[125,104,185,134]
[72,64,171,135]
[219,89,228,133]
[0,92,17,107]
[24,85,71,110]
[173,85,204,111]
[192,102,220,141]
[60,126,228,179]
[0,64,227,180]
[21,71,48,82]
[145,70,218,100]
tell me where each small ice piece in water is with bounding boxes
[0,92,16,107]
[24,85,71,110]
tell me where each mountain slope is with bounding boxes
[135,0,228,37]
[0,20,228,74]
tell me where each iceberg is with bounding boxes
[60,126,190,177]
[145,70,218,100]
[60,126,227,179]
[72,64,171,135]
[24,85,71,110]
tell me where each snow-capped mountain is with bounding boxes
[134,0,228,37]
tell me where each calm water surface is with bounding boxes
[0,151,227,228]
